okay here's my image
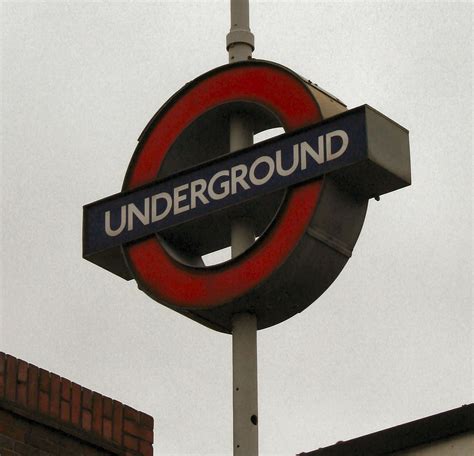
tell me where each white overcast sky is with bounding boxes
[1,1,472,455]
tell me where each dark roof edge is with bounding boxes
[299,403,474,456]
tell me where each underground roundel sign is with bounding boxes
[83,60,410,333]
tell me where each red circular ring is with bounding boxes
[123,62,323,308]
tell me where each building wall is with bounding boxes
[0,352,154,455]
[0,408,113,455]
[392,432,474,456]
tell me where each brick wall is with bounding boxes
[0,352,154,455]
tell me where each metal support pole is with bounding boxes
[231,215,255,258]
[230,113,258,456]
[232,312,258,455]
[228,2,258,455]
[227,0,255,63]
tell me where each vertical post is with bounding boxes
[227,2,258,455]
[232,313,258,455]
[230,112,258,456]
[226,0,255,63]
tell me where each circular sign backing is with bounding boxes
[122,60,367,333]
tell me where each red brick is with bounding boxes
[27,364,39,410]
[141,427,154,444]
[38,368,50,392]
[49,373,60,418]
[83,448,105,456]
[124,405,140,422]
[82,387,92,409]
[61,378,71,401]
[0,352,5,397]
[38,390,49,415]
[39,369,51,393]
[140,412,154,430]
[103,396,113,418]
[0,355,154,455]
[29,421,56,440]
[17,360,28,383]
[82,409,92,431]
[112,400,123,445]
[71,382,81,426]
[139,440,153,456]
[60,400,70,422]
[92,393,103,436]
[103,418,113,440]
[17,381,27,407]
[0,409,27,441]
[5,356,17,401]
[123,434,139,451]
[124,419,154,443]
[14,440,35,454]
[0,433,14,449]
[27,428,59,453]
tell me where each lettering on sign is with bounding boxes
[104,129,348,237]
[83,107,367,258]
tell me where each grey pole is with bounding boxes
[227,0,255,62]
[227,2,258,455]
